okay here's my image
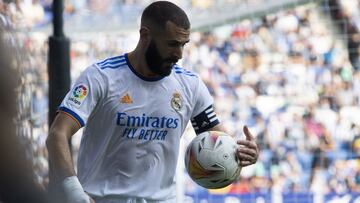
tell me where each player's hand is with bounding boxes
[236,126,259,167]
[62,176,94,203]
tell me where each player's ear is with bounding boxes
[140,26,151,44]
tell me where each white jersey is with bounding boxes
[59,54,219,201]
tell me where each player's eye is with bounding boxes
[168,41,181,47]
[168,41,188,48]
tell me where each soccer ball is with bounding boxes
[184,131,241,189]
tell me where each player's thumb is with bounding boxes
[243,125,254,141]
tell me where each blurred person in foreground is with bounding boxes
[0,31,47,202]
[46,1,259,203]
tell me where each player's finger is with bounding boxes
[237,140,257,149]
[239,160,253,167]
[243,125,254,141]
[237,147,257,157]
[237,152,254,161]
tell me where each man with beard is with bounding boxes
[46,1,259,203]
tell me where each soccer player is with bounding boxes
[46,1,259,203]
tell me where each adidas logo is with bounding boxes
[201,121,209,127]
[120,93,133,104]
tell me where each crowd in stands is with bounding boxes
[326,0,360,72]
[1,0,360,198]
[180,3,360,195]
[0,0,274,31]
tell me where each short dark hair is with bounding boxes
[141,1,190,30]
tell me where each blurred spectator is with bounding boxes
[0,0,13,30]
[0,27,48,203]
[327,0,360,71]
[352,133,360,156]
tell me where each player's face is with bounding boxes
[145,21,190,77]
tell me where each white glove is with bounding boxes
[62,176,91,203]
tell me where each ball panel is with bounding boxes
[187,146,223,180]
[185,131,241,189]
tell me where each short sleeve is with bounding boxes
[190,79,220,134]
[58,65,104,127]
[191,79,214,118]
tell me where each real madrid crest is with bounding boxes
[171,92,182,111]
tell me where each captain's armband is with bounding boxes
[191,105,220,134]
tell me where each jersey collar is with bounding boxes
[125,53,166,82]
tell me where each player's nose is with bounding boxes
[173,46,183,60]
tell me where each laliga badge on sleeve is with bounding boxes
[171,92,182,111]
[68,84,89,107]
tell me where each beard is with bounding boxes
[145,40,177,77]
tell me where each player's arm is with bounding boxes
[191,78,258,167]
[46,112,80,182]
[46,112,95,203]
[206,123,225,132]
[46,65,101,203]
